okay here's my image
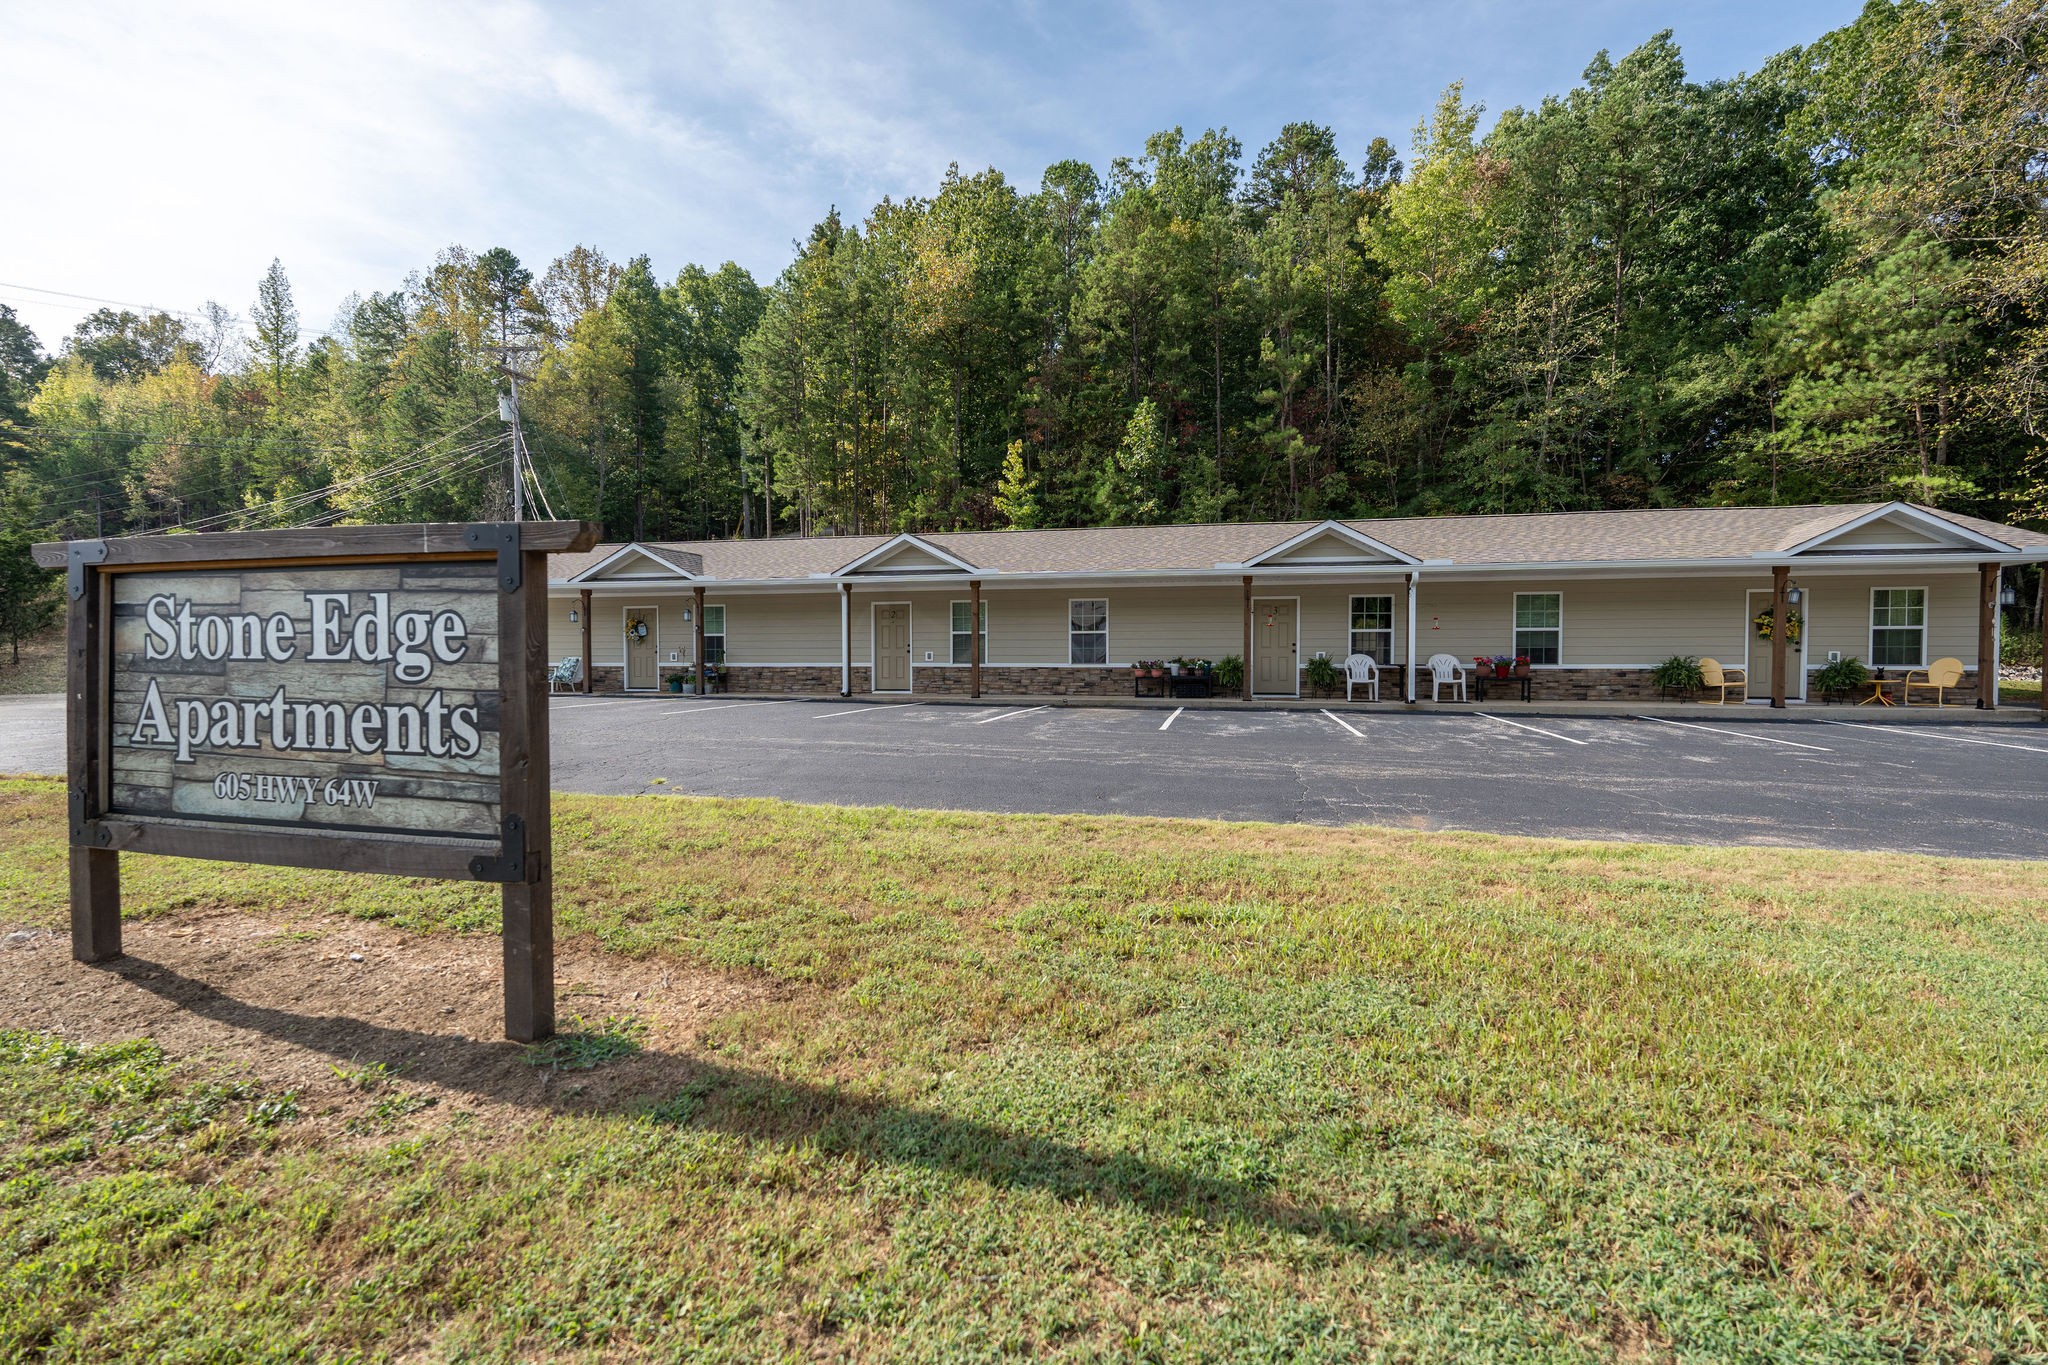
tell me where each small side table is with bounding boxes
[1859,678,1898,706]
[1474,672,1533,702]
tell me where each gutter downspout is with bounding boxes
[840,583,851,697]
[1405,572,1418,704]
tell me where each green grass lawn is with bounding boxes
[3,776,2047,1361]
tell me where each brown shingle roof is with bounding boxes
[551,502,2046,583]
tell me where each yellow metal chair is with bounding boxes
[1902,657,1965,707]
[1699,658,1746,704]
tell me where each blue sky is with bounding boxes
[1,0,1861,352]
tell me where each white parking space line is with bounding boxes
[1475,712,1590,745]
[1159,707,1184,731]
[1320,709,1364,738]
[658,699,798,716]
[551,700,620,710]
[1636,714,1832,752]
[813,703,920,720]
[975,705,1051,725]
[1816,720,2048,755]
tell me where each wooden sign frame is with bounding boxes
[32,520,600,1041]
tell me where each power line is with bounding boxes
[0,281,209,323]
[161,430,508,535]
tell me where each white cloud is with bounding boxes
[0,0,1859,354]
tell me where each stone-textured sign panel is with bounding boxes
[109,561,501,838]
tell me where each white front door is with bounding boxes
[1744,589,1807,703]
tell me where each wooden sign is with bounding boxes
[32,521,600,1041]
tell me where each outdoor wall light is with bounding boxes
[568,609,579,623]
[682,608,693,622]
[2000,585,2018,606]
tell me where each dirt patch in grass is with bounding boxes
[0,910,784,1138]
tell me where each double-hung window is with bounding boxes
[1349,595,1394,663]
[701,604,725,665]
[1870,588,1926,667]
[950,600,988,664]
[1513,592,1562,665]
[1069,599,1107,665]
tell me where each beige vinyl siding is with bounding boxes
[1413,571,1983,670]
[549,569,1990,676]
[551,592,697,668]
[1825,519,1952,549]
[1802,572,1980,668]
[725,592,841,664]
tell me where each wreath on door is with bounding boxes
[624,613,650,642]
[1751,607,1802,644]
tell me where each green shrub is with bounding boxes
[1214,654,1244,691]
[1814,655,1872,694]
[2001,626,2040,669]
[1650,655,1704,690]
[1303,654,1342,694]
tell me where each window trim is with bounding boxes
[700,602,725,666]
[1068,597,1108,666]
[1511,591,1563,666]
[1348,593,1395,663]
[949,599,989,666]
[1868,585,1928,669]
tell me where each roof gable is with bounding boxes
[1780,503,2015,556]
[834,533,980,576]
[1242,520,1418,568]
[567,544,701,582]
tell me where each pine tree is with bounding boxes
[994,439,1040,527]
[251,258,300,394]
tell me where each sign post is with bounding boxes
[32,521,599,1041]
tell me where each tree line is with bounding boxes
[2,0,2044,662]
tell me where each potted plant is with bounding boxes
[1215,655,1244,692]
[1304,654,1341,697]
[1649,655,1701,696]
[1512,654,1532,678]
[1472,656,1495,679]
[1813,655,1871,704]
[1650,655,1705,700]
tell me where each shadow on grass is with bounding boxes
[108,955,1517,1272]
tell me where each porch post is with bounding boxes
[1405,572,1417,704]
[1770,564,1790,709]
[693,584,706,696]
[578,588,592,694]
[969,579,982,699]
[1978,561,1999,710]
[840,583,852,697]
[1241,575,1253,701]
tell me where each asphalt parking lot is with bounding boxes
[545,695,2048,860]
[3,693,2043,858]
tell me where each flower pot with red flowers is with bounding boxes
[1473,658,1495,679]
[1513,656,1532,678]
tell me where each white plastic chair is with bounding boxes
[1425,653,1466,702]
[1343,653,1379,702]
[548,656,582,693]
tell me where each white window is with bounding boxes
[1069,599,1107,665]
[950,600,988,664]
[1349,595,1394,662]
[702,604,725,665]
[1870,587,1926,668]
[1513,592,1562,665]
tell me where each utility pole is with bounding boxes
[494,343,541,523]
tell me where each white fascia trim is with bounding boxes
[550,551,2045,593]
[1238,519,1421,568]
[1773,502,2017,556]
[830,532,981,576]
[566,543,698,583]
